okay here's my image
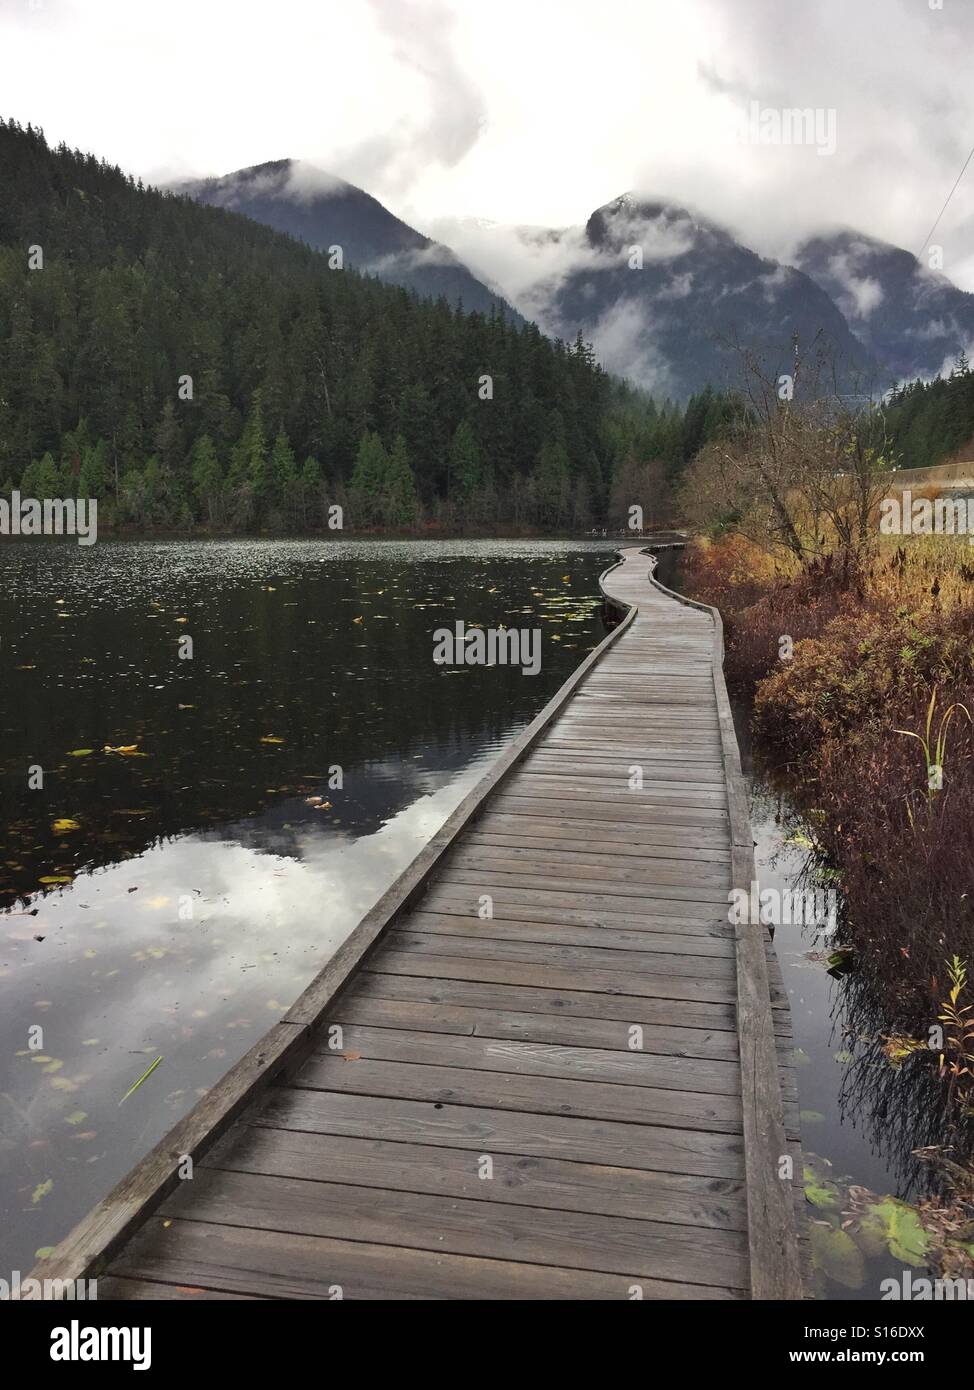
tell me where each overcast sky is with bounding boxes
[4,0,974,286]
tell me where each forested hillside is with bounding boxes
[884,354,974,471]
[0,120,738,531]
[0,121,600,530]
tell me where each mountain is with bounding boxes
[526,194,873,401]
[176,159,523,324]
[794,229,974,385]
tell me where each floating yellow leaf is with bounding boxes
[52,818,80,833]
[260,735,284,744]
[64,1110,87,1126]
[31,1179,53,1205]
[39,874,73,885]
[67,749,93,757]
[103,744,143,756]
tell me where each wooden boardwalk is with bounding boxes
[34,548,803,1300]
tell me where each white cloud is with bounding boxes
[3,0,974,285]
[826,252,885,319]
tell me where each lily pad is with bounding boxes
[870,1197,930,1267]
[804,1162,841,1211]
[811,1222,865,1289]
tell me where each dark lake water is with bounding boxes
[0,537,616,1271]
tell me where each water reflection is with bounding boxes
[740,716,972,1297]
[0,538,614,1270]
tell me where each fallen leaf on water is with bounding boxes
[104,744,145,756]
[39,874,73,885]
[67,748,94,757]
[64,1110,87,1126]
[52,818,80,833]
[260,735,285,744]
[31,1179,53,1205]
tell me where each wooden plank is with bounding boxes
[449,845,730,885]
[419,887,730,929]
[333,990,747,1059]
[290,1054,744,1132]
[386,930,736,980]
[434,868,731,905]
[312,1023,742,1095]
[155,1167,749,1289]
[475,811,731,851]
[400,911,735,956]
[408,894,732,934]
[255,1087,746,1178]
[422,883,730,920]
[109,1217,741,1300]
[341,970,748,1036]
[367,949,741,1006]
[203,1125,749,1229]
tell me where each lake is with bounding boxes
[0,537,616,1271]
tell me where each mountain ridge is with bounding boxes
[175,158,525,325]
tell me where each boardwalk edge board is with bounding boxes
[30,545,803,1300]
[27,565,638,1290]
[626,548,804,1300]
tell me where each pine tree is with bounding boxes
[382,434,419,526]
[191,434,223,525]
[349,430,388,526]
[299,455,321,527]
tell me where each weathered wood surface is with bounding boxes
[33,546,802,1300]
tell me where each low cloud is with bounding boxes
[826,250,885,319]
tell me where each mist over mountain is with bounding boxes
[500,194,873,400]
[176,159,523,325]
[794,229,974,385]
